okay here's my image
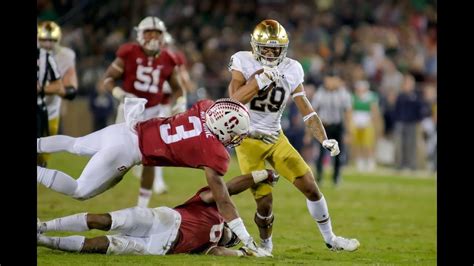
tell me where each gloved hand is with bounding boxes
[249,128,279,144]
[255,67,280,94]
[240,237,273,257]
[171,96,187,115]
[264,169,280,186]
[112,86,136,101]
[322,139,340,156]
[251,169,280,186]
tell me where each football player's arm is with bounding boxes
[292,84,328,144]
[177,65,196,93]
[62,65,78,100]
[228,70,260,104]
[102,57,127,100]
[44,79,65,96]
[169,67,187,114]
[203,166,239,222]
[200,170,279,203]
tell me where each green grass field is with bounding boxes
[38,153,436,265]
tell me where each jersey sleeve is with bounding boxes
[228,52,243,73]
[116,43,133,60]
[287,61,304,93]
[62,48,76,71]
[203,145,229,176]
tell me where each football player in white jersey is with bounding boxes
[37,21,78,166]
[228,19,359,253]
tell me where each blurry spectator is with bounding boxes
[311,70,352,186]
[351,80,381,172]
[421,83,437,171]
[88,87,114,131]
[393,74,425,171]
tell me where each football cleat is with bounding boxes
[326,235,360,252]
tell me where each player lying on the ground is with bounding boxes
[37,97,271,256]
[38,169,279,256]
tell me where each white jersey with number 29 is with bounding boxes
[228,51,304,132]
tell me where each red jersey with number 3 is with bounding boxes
[117,43,177,108]
[171,187,224,254]
[135,99,229,175]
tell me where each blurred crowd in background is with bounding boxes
[37,0,437,176]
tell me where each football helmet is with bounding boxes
[37,21,61,51]
[250,19,289,67]
[205,98,250,148]
[220,223,241,248]
[135,16,167,53]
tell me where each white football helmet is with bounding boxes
[205,98,250,148]
[135,16,167,53]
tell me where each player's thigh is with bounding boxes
[362,125,375,149]
[74,144,139,200]
[48,116,60,136]
[74,123,130,155]
[109,207,156,237]
[235,138,268,174]
[106,234,150,255]
[268,134,311,183]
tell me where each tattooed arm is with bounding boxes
[291,84,328,144]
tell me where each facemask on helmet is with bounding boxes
[250,19,289,67]
[135,16,167,53]
[205,98,250,148]
[37,21,61,51]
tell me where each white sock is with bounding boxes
[153,167,167,193]
[38,235,85,252]
[137,188,152,207]
[356,158,364,172]
[261,235,273,251]
[44,213,89,232]
[37,135,76,153]
[367,158,375,171]
[37,166,77,196]
[306,196,336,243]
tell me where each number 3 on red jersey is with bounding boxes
[159,116,202,144]
[134,65,161,93]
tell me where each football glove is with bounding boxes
[322,139,340,156]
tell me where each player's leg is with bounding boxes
[72,143,140,200]
[137,166,154,207]
[293,172,359,251]
[37,116,60,166]
[235,137,272,252]
[38,124,141,200]
[269,133,359,251]
[38,213,112,234]
[153,166,168,194]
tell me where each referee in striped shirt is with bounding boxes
[311,70,352,186]
[37,47,64,164]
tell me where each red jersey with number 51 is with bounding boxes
[135,99,229,175]
[117,43,177,108]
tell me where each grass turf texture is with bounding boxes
[38,152,436,265]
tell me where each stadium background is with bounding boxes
[37,0,437,264]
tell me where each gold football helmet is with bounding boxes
[250,19,289,67]
[37,21,61,50]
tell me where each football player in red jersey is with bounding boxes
[37,98,272,256]
[101,16,187,207]
[37,170,279,256]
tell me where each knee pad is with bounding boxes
[254,212,274,229]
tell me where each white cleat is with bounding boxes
[260,239,273,253]
[326,236,360,251]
